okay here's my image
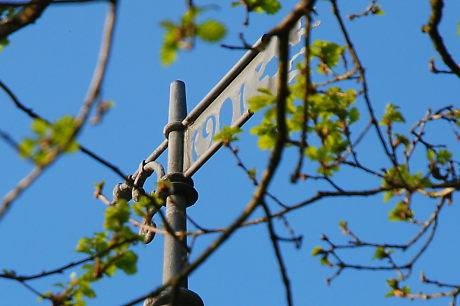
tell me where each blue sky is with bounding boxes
[0,0,459,305]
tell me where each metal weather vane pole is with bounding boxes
[144,81,202,306]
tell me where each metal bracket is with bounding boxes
[158,172,198,207]
[111,160,166,244]
[144,287,204,306]
[163,121,185,139]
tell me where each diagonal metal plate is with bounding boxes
[183,20,305,177]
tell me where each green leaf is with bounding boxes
[437,149,452,165]
[18,138,36,158]
[251,120,277,150]
[319,256,331,266]
[0,36,9,51]
[132,203,144,217]
[76,238,93,254]
[393,133,409,148]
[257,88,273,96]
[214,126,243,144]
[104,264,117,277]
[257,134,276,150]
[104,200,130,231]
[348,107,360,123]
[248,168,257,180]
[401,286,411,295]
[383,165,424,189]
[161,46,177,66]
[181,7,200,25]
[389,202,414,221]
[65,140,79,153]
[380,104,405,126]
[311,246,324,256]
[427,149,435,161]
[34,150,52,166]
[79,284,96,298]
[248,95,275,112]
[384,289,395,297]
[161,29,179,65]
[373,4,384,16]
[160,20,176,30]
[305,146,318,160]
[93,232,109,252]
[31,119,48,136]
[372,247,388,259]
[386,278,399,289]
[338,220,348,230]
[383,190,395,203]
[197,20,227,42]
[51,116,76,145]
[115,251,138,275]
[458,23,460,36]
[248,0,281,14]
[310,41,345,74]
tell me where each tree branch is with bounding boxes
[422,0,460,77]
[0,0,50,40]
[261,201,293,306]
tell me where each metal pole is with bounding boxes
[144,80,203,306]
[163,80,188,286]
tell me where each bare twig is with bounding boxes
[261,201,293,306]
[348,0,380,20]
[0,80,44,121]
[422,0,460,77]
[0,128,20,152]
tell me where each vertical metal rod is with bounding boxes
[163,80,188,287]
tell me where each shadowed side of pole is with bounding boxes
[144,81,203,306]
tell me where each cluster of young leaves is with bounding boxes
[214,126,243,145]
[248,88,278,149]
[382,164,432,221]
[372,246,394,260]
[380,104,405,127]
[379,105,459,222]
[18,117,79,166]
[248,85,359,175]
[309,40,345,75]
[248,41,358,175]
[384,278,411,298]
[427,148,454,181]
[231,0,281,15]
[300,87,358,176]
[132,191,164,243]
[160,7,227,65]
[42,200,142,305]
[383,165,430,197]
[311,245,332,267]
